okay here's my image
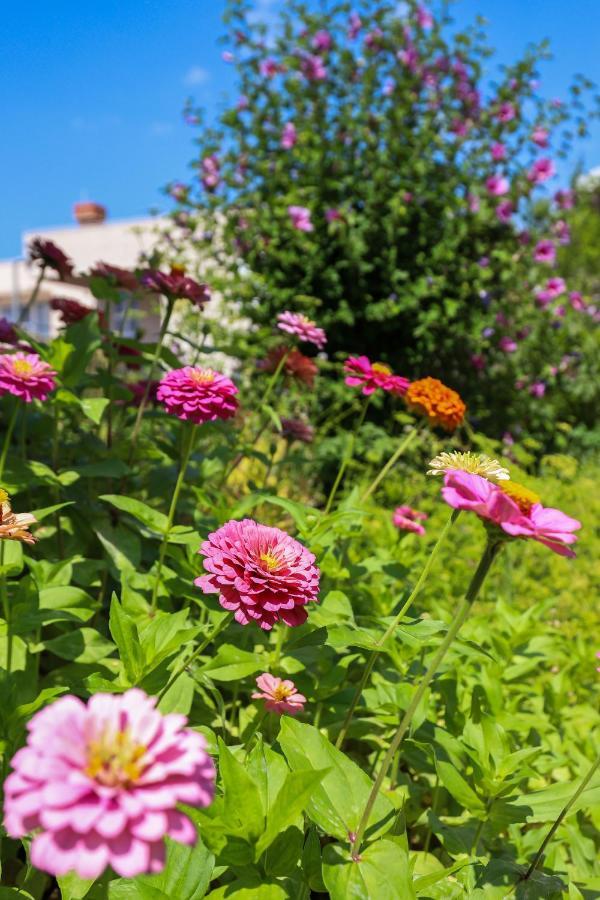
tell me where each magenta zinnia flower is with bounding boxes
[393,505,428,536]
[344,356,409,396]
[276,311,326,349]
[496,200,513,223]
[535,276,566,306]
[531,126,549,148]
[281,122,297,149]
[300,53,327,81]
[527,157,555,184]
[195,518,320,630]
[3,690,215,880]
[311,29,332,52]
[288,205,314,232]
[441,470,581,557]
[252,673,306,715]
[486,174,509,196]
[496,101,516,123]
[0,352,57,403]
[491,142,506,161]
[157,367,238,425]
[533,239,556,264]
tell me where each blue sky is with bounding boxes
[2,0,600,258]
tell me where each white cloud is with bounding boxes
[183,66,210,87]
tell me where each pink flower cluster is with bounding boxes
[157,367,238,425]
[201,155,220,191]
[393,505,428,536]
[441,470,581,557]
[0,352,57,403]
[281,122,297,149]
[528,157,555,185]
[344,356,409,396]
[288,205,313,232]
[535,276,566,307]
[195,518,320,629]
[3,690,215,879]
[252,674,306,715]
[277,311,326,349]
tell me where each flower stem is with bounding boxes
[17,265,46,326]
[261,349,290,408]
[324,395,371,515]
[271,625,286,671]
[0,542,12,673]
[360,426,420,503]
[157,612,234,702]
[351,538,502,858]
[336,509,459,750]
[522,752,600,881]
[150,423,196,613]
[129,296,175,459]
[0,402,19,481]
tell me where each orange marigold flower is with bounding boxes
[405,377,466,432]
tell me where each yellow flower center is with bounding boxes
[0,490,8,504]
[189,368,215,384]
[298,314,314,327]
[500,481,541,514]
[12,359,32,376]
[371,362,392,376]
[272,684,293,701]
[85,729,147,787]
[259,551,280,571]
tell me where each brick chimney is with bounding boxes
[74,202,107,225]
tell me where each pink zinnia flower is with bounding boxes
[201,155,220,191]
[344,356,409,397]
[441,470,581,557]
[277,311,326,349]
[281,122,297,149]
[288,205,314,232]
[531,126,549,148]
[0,352,57,403]
[486,174,509,196]
[157,367,238,425]
[300,53,327,81]
[496,200,513,223]
[533,240,556,264]
[529,380,546,397]
[195,518,320,630]
[497,101,517,123]
[554,189,575,210]
[499,336,517,353]
[554,219,571,245]
[535,276,566,306]
[252,674,306,715]
[569,291,586,312]
[527,157,555,185]
[471,353,485,371]
[348,11,362,39]
[3,690,215,880]
[491,142,506,161]
[259,58,282,78]
[311,30,332,52]
[325,208,342,222]
[393,505,428,536]
[416,5,434,28]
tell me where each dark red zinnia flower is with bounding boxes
[90,262,139,292]
[50,297,102,327]
[28,239,74,280]
[141,267,211,308]
[0,318,18,346]
[257,347,318,388]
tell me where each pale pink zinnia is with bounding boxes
[277,311,326,349]
[533,239,556,264]
[3,690,215,880]
[288,205,314,232]
[252,673,306,715]
[195,518,320,630]
[0,352,57,403]
[486,174,509,196]
[527,157,555,184]
[393,505,428,536]
[441,470,581,557]
[157,367,238,424]
[344,356,409,396]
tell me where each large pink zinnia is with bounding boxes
[0,352,57,403]
[252,673,306,715]
[441,470,581,557]
[195,518,320,629]
[344,355,409,396]
[276,311,326,349]
[3,690,215,880]
[157,367,238,425]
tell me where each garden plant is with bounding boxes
[0,1,599,899]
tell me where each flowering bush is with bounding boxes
[172,0,600,448]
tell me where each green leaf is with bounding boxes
[205,879,287,900]
[109,592,144,683]
[278,718,395,842]
[199,644,263,682]
[108,836,214,900]
[38,585,98,621]
[434,759,486,813]
[100,495,169,534]
[322,839,416,900]
[30,628,115,663]
[218,739,265,842]
[30,501,75,521]
[56,872,96,900]
[80,397,110,424]
[0,541,23,576]
[255,768,327,857]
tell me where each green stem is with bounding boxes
[336,510,459,749]
[271,626,286,671]
[52,405,64,559]
[523,752,600,881]
[243,709,267,758]
[324,396,370,515]
[0,543,11,674]
[261,349,290,408]
[351,539,502,858]
[157,613,234,701]
[129,297,175,459]
[17,265,46,325]
[150,423,196,613]
[360,426,420,503]
[423,775,440,854]
[0,402,19,481]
